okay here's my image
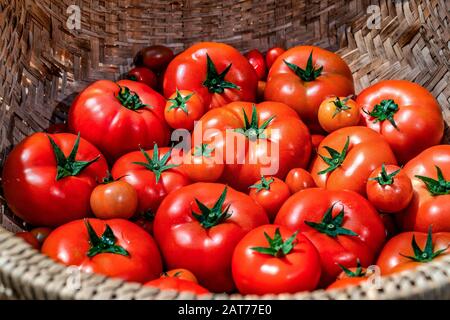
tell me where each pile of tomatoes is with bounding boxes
[3,42,449,296]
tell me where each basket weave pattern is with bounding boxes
[0,0,449,299]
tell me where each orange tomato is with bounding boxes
[318,96,360,133]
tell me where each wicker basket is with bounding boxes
[0,0,449,300]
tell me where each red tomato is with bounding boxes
[134,45,174,72]
[163,42,258,109]
[265,46,354,132]
[398,145,450,232]
[132,210,155,235]
[310,126,397,195]
[380,213,398,240]
[193,101,312,191]
[245,49,267,80]
[127,67,157,89]
[366,164,413,213]
[2,133,108,227]
[30,227,52,246]
[318,96,360,133]
[327,260,369,290]
[257,80,266,102]
[376,228,450,275]
[265,47,285,69]
[68,79,170,162]
[285,168,316,194]
[182,144,224,182]
[357,80,444,164]
[162,268,198,283]
[249,176,290,222]
[90,179,138,220]
[42,218,162,283]
[145,277,209,295]
[111,145,190,214]
[275,188,386,286]
[164,89,205,131]
[154,183,269,292]
[15,232,40,250]
[311,134,325,150]
[232,225,321,294]
[45,123,67,134]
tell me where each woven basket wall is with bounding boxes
[0,0,449,300]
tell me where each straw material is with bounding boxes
[0,0,449,299]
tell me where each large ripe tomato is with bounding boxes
[232,225,321,294]
[163,42,258,109]
[265,46,354,132]
[193,101,312,191]
[164,89,205,131]
[310,126,397,195]
[265,47,285,69]
[285,168,316,194]
[366,164,413,213]
[376,228,450,275]
[111,144,190,214]
[153,183,269,292]
[134,45,174,73]
[275,188,386,286]
[249,176,291,222]
[127,66,158,89]
[68,79,170,162]
[145,277,209,295]
[2,133,108,227]
[318,96,360,133]
[245,49,267,80]
[357,80,444,164]
[397,145,450,232]
[42,218,162,283]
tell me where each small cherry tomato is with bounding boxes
[285,168,316,194]
[327,260,369,290]
[318,96,360,133]
[134,45,174,72]
[162,268,198,283]
[90,176,138,220]
[265,47,285,69]
[182,144,224,183]
[164,89,205,131]
[245,49,267,80]
[30,227,52,246]
[366,164,413,213]
[249,176,290,222]
[145,277,209,295]
[15,232,40,250]
[127,67,157,89]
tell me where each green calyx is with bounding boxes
[400,226,448,263]
[317,136,350,175]
[85,220,129,258]
[415,166,450,196]
[234,104,275,141]
[132,144,179,183]
[48,133,100,181]
[202,54,240,94]
[192,186,232,229]
[116,85,149,110]
[193,143,214,157]
[251,228,299,258]
[332,96,351,118]
[168,88,194,114]
[337,259,366,278]
[364,99,399,129]
[249,176,274,192]
[304,203,358,238]
[369,163,400,186]
[284,51,323,82]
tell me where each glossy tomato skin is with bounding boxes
[376,231,450,275]
[245,49,267,80]
[42,218,163,283]
[145,277,209,295]
[90,180,138,220]
[194,101,312,191]
[164,90,205,131]
[285,168,316,194]
[163,42,258,109]
[2,133,108,227]
[265,47,285,69]
[232,225,321,294]
[111,147,190,214]
[68,79,170,162]
[398,145,450,232]
[127,67,157,89]
[310,126,397,196]
[318,96,360,133]
[249,177,291,222]
[154,183,269,293]
[366,165,413,213]
[31,227,52,246]
[357,80,444,164]
[265,46,354,132]
[275,188,386,286]
[135,45,174,72]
